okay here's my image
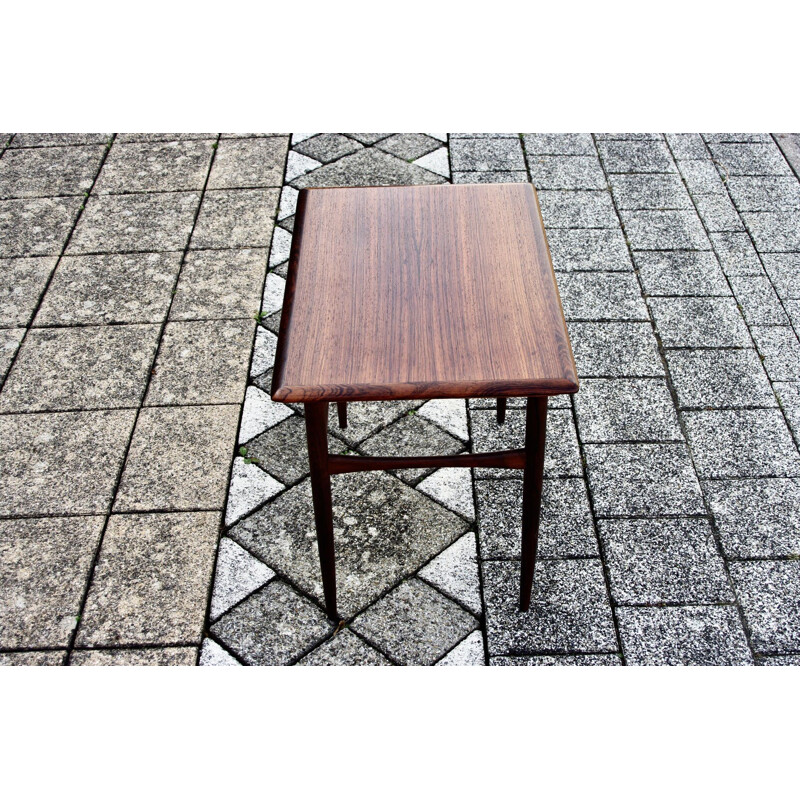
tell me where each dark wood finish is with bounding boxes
[328,449,526,475]
[520,396,548,611]
[336,401,347,429]
[272,183,578,403]
[497,397,507,424]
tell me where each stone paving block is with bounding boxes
[77,511,219,647]
[376,133,441,161]
[666,133,708,160]
[620,209,709,250]
[728,275,788,325]
[0,324,159,412]
[693,193,744,232]
[730,560,800,652]
[115,404,239,511]
[727,176,800,212]
[261,270,285,313]
[596,139,676,173]
[471,408,581,479]
[69,192,200,253]
[647,297,751,348]
[0,145,105,198]
[742,212,800,252]
[170,248,267,320]
[1,328,24,381]
[0,256,57,326]
[212,580,334,665]
[293,133,363,163]
[414,148,449,180]
[249,327,277,377]
[538,190,618,228]
[522,133,595,155]
[707,142,792,176]
[704,133,772,143]
[616,606,752,665]
[599,517,732,604]
[325,400,424,447]
[482,559,616,655]
[436,630,486,666]
[239,385,293,443]
[573,378,681,441]
[278,185,298,220]
[449,137,525,171]
[450,133,518,139]
[113,133,215,143]
[491,654,621,666]
[452,171,529,184]
[207,137,288,189]
[230,471,468,618]
[284,150,321,182]
[546,228,633,271]
[34,252,181,325]
[224,457,283,527]
[416,468,474,519]
[683,409,800,478]
[596,134,663,141]
[527,155,606,190]
[0,409,135,515]
[762,253,800,299]
[676,159,727,195]
[567,321,664,376]
[10,133,111,147]
[557,271,648,320]
[344,133,392,144]
[0,197,82,257]
[775,381,800,443]
[417,398,468,441]
[0,516,104,649]
[190,188,279,249]
[609,174,692,209]
[585,443,705,516]
[750,326,800,382]
[709,232,764,276]
[145,319,254,405]
[95,140,214,193]
[199,638,241,666]
[418,531,480,613]
[756,655,800,666]
[704,478,800,557]
[210,536,275,619]
[0,651,66,665]
[351,579,477,666]
[298,629,391,665]
[665,349,775,408]
[475,478,597,559]
[267,227,291,268]
[70,647,197,666]
[633,250,729,296]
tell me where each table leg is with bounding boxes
[337,401,348,429]
[497,397,507,424]
[520,396,547,611]
[304,401,339,620]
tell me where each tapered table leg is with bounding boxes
[337,401,348,429]
[304,401,339,620]
[497,397,507,425]
[520,396,548,611]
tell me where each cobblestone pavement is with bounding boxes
[2,133,800,666]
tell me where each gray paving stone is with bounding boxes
[557,272,648,320]
[762,253,800,299]
[633,250,729,296]
[609,174,692,209]
[0,651,66,665]
[538,190,618,228]
[69,192,200,253]
[705,478,800,557]
[620,210,710,250]
[475,478,597,559]
[225,457,282,526]
[775,381,800,443]
[417,398,468,441]
[114,133,215,143]
[70,647,197,665]
[676,159,727,195]
[491,654,621,666]
[683,409,800,478]
[0,324,159,412]
[449,137,525,171]
[0,409,135,515]
[190,189,279,249]
[727,176,800,212]
[693,193,744,232]
[730,560,800,652]
[482,559,616,655]
[547,228,633,272]
[34,252,181,325]
[0,256,57,326]
[596,139,676,173]
[344,133,392,145]
[471,408,581,479]
[585,443,705,516]
[10,133,111,147]
[324,400,424,447]
[298,629,391,665]
[145,319,254,405]
[522,133,595,156]
[0,328,24,381]
[199,638,241,666]
[647,297,751,347]
[239,385,293,443]
[293,133,363,163]
[436,630,486,666]
[728,275,788,325]
[756,655,800,666]
[574,378,681,441]
[709,232,764,276]
[666,133,708,160]
[617,606,752,665]
[452,171,528,184]
[666,349,775,408]
[599,517,732,604]
[229,471,468,618]
[0,197,82,257]
[375,133,441,161]
[416,467,474,519]
[418,532,480,613]
[211,580,333,665]
[750,326,800,382]
[207,137,288,189]
[596,134,663,141]
[351,579,477,666]
[77,511,218,646]
[95,140,214,193]
[0,145,105,198]
[704,133,772,143]
[115,404,239,511]
[0,516,103,649]
[567,321,664,376]
[707,142,792,176]
[742,212,800,252]
[528,155,606,190]
[210,536,275,619]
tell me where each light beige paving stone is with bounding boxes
[190,189,279,249]
[0,145,105,198]
[0,650,66,665]
[0,410,136,515]
[10,133,111,147]
[207,137,289,189]
[34,252,182,325]
[0,256,57,326]
[70,647,197,665]
[0,325,160,412]
[0,516,104,649]
[170,248,267,320]
[114,404,239,511]
[115,133,215,143]
[77,511,219,646]
[1,327,25,381]
[0,196,83,257]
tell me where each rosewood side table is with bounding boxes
[271,183,578,620]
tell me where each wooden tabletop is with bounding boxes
[271,183,578,403]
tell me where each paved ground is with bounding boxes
[2,133,800,666]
